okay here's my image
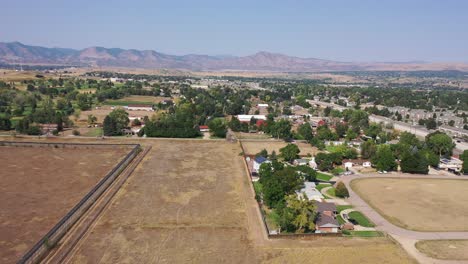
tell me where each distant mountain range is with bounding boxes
[1,41,468,72]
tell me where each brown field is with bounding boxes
[0,145,130,263]
[241,140,318,156]
[351,178,468,231]
[67,140,413,264]
[110,95,171,104]
[76,106,155,124]
[415,240,468,260]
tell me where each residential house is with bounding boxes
[344,161,353,169]
[39,123,58,135]
[439,157,463,172]
[293,159,309,166]
[237,115,267,123]
[309,157,318,169]
[297,182,323,201]
[253,156,270,174]
[199,125,209,132]
[125,105,154,111]
[315,202,340,233]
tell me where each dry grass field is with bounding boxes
[0,144,131,263]
[351,178,468,231]
[415,240,468,260]
[67,140,413,264]
[107,95,170,104]
[76,106,155,124]
[241,140,318,156]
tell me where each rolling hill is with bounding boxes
[1,41,467,72]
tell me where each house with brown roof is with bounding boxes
[315,202,340,233]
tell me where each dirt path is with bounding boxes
[342,172,468,263]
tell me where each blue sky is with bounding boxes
[1,0,467,62]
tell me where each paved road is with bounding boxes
[341,172,468,263]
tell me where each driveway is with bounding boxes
[341,172,468,263]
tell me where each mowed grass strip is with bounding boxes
[348,211,375,227]
[316,172,333,181]
[343,231,383,237]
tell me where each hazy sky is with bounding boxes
[1,0,467,62]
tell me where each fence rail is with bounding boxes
[10,142,141,264]
[0,140,138,149]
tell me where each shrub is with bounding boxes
[335,182,349,198]
[72,129,81,136]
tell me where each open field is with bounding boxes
[415,240,468,260]
[241,140,318,156]
[0,144,131,263]
[351,178,468,231]
[76,106,155,124]
[104,95,171,105]
[67,139,413,264]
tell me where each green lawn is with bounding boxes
[348,211,375,227]
[343,231,383,237]
[337,214,346,225]
[336,205,353,213]
[326,145,341,153]
[84,127,103,137]
[265,209,280,230]
[253,181,263,195]
[104,100,155,106]
[326,187,336,197]
[316,172,333,181]
[316,183,331,192]
[331,167,345,175]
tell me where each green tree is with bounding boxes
[109,108,129,132]
[87,114,97,125]
[364,123,382,139]
[285,194,317,232]
[461,150,468,174]
[271,119,292,139]
[345,128,358,141]
[400,149,429,174]
[426,132,455,157]
[228,116,242,132]
[279,144,300,162]
[335,182,349,198]
[399,132,420,147]
[297,123,313,142]
[76,93,91,111]
[103,115,117,136]
[208,118,227,138]
[425,118,437,130]
[372,145,397,171]
[360,140,377,159]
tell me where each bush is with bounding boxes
[335,182,349,198]
[72,129,81,136]
[27,126,41,135]
[342,229,351,235]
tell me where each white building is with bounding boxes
[297,182,324,201]
[125,105,154,111]
[253,156,270,172]
[237,115,267,123]
[439,157,463,172]
[309,157,318,169]
[344,161,353,169]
